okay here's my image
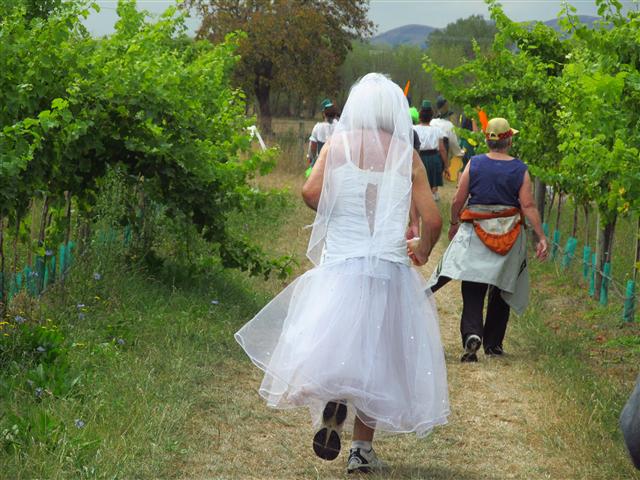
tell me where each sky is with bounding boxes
[85,0,636,36]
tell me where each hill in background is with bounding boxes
[370,15,601,48]
[542,15,601,30]
[370,24,437,48]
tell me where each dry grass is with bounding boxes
[177,176,640,479]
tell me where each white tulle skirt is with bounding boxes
[235,257,449,436]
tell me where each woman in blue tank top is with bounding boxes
[429,118,548,362]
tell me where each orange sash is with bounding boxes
[460,207,523,255]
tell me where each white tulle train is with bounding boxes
[235,257,449,436]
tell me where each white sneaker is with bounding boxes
[433,192,440,201]
[347,447,387,473]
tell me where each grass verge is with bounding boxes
[0,174,303,479]
[510,258,640,479]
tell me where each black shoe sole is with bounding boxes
[465,336,482,354]
[460,352,478,362]
[313,401,347,461]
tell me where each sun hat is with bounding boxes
[485,117,519,140]
[421,100,432,109]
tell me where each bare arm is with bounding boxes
[307,140,318,164]
[438,138,449,169]
[447,160,471,239]
[301,140,329,210]
[519,171,548,259]
[408,153,442,265]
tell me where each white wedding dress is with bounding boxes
[236,73,448,437]
[235,162,449,437]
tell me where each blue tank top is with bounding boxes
[468,154,528,208]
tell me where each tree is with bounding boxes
[1,0,287,280]
[340,42,436,108]
[427,14,497,61]
[185,0,373,133]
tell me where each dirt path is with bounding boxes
[178,180,596,479]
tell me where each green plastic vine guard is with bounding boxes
[583,245,591,279]
[600,262,611,306]
[562,237,578,268]
[623,280,636,322]
[589,253,597,297]
[59,244,66,274]
[124,225,132,246]
[7,273,16,300]
[15,273,22,294]
[43,265,49,290]
[23,266,36,296]
[552,229,561,259]
[35,256,45,293]
[66,242,75,269]
[543,222,549,237]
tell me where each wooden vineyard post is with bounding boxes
[562,202,579,269]
[623,217,639,322]
[582,204,591,280]
[535,178,546,238]
[552,192,563,260]
[583,245,592,279]
[0,216,5,318]
[589,252,597,297]
[543,186,555,239]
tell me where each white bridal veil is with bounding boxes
[307,73,414,265]
[235,73,450,437]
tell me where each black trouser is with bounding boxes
[431,277,510,349]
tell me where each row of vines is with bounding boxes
[0,0,286,316]
[428,0,640,318]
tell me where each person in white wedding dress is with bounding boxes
[235,73,449,474]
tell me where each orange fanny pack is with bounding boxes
[460,207,523,255]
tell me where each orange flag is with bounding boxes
[478,109,488,131]
[403,80,411,97]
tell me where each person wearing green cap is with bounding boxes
[306,99,339,176]
[413,101,448,201]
